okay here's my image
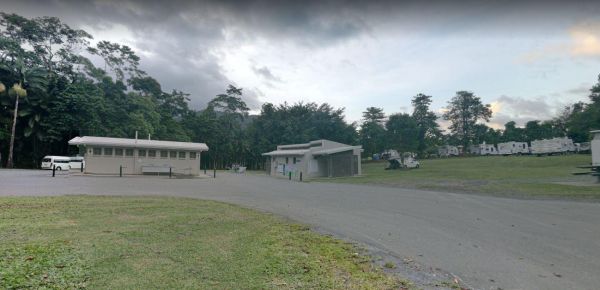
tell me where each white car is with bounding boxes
[41,156,71,170]
[69,156,85,170]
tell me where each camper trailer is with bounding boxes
[478,143,498,155]
[531,137,576,155]
[497,141,529,155]
[438,145,459,157]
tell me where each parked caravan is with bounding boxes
[530,137,576,155]
[478,143,498,155]
[497,141,529,155]
[438,145,459,157]
[468,145,480,155]
[381,149,400,160]
[577,142,591,153]
[41,156,70,170]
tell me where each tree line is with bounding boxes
[1,13,599,169]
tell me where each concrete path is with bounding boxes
[1,169,599,290]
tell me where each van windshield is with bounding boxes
[42,158,51,162]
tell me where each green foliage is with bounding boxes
[323,155,599,199]
[244,102,358,169]
[0,196,405,289]
[385,113,419,152]
[0,243,88,289]
[359,107,386,157]
[443,91,492,147]
[411,93,441,154]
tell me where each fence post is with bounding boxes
[52,164,56,177]
[300,172,302,182]
[289,171,291,180]
[80,163,83,173]
[119,165,122,177]
[169,167,172,179]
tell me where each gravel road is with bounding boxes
[1,169,599,290]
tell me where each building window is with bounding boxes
[160,150,168,158]
[115,148,123,156]
[178,152,186,159]
[138,149,146,157]
[293,157,297,164]
[286,157,289,164]
[125,149,134,156]
[104,148,113,156]
[148,150,156,158]
[189,152,197,159]
[170,151,177,158]
[93,147,102,155]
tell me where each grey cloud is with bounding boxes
[3,0,600,112]
[252,66,282,83]
[565,83,592,96]
[495,95,554,118]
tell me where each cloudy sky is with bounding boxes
[3,0,600,129]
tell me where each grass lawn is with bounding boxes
[318,154,600,199]
[0,196,409,289]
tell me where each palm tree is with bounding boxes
[1,59,47,168]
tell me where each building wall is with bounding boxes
[267,154,308,179]
[84,146,201,175]
[592,133,600,166]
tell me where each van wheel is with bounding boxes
[56,167,62,171]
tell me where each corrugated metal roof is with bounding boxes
[312,146,358,155]
[68,136,209,151]
[262,149,309,156]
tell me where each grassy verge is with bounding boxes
[0,196,409,289]
[317,154,599,199]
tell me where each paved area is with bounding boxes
[1,169,599,290]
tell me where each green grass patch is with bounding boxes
[318,154,599,199]
[0,196,409,289]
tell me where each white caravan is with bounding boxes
[497,141,529,155]
[531,137,576,155]
[478,143,498,155]
[438,145,459,157]
[41,156,71,170]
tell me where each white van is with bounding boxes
[41,156,71,170]
[69,156,85,170]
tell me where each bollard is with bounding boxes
[204,166,207,175]
[119,165,122,177]
[300,172,302,182]
[213,167,216,178]
[289,171,291,180]
[52,164,56,177]
[169,167,172,179]
[80,163,83,173]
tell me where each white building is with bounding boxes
[592,130,600,167]
[68,136,208,175]
[497,141,529,155]
[262,139,362,180]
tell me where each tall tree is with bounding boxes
[385,113,419,152]
[443,91,492,148]
[359,107,386,158]
[0,58,47,167]
[411,93,440,154]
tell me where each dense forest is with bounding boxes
[1,13,599,169]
